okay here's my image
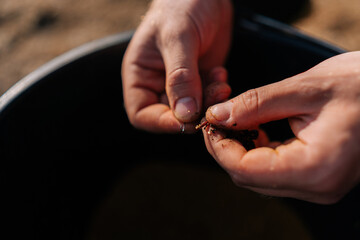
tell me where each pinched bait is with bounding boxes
[196,120,258,150]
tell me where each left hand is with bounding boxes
[202,52,360,204]
[121,0,233,133]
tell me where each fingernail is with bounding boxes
[208,101,232,123]
[174,97,198,121]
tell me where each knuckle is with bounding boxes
[239,88,260,115]
[167,67,193,88]
[166,67,199,97]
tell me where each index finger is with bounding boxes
[202,127,310,190]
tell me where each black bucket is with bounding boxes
[1,13,359,239]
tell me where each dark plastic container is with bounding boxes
[0,13,359,239]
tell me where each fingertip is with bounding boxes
[165,67,202,122]
[202,126,247,171]
[202,123,225,159]
[132,104,197,134]
[205,100,232,126]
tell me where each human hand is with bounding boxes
[122,0,233,133]
[202,52,360,204]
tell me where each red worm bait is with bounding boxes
[195,119,259,151]
[195,120,209,130]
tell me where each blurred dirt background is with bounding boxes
[0,0,359,94]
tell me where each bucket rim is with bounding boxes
[0,31,134,115]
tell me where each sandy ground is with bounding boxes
[294,0,360,50]
[0,0,359,94]
[0,0,150,93]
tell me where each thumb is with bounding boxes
[161,29,202,123]
[206,76,319,129]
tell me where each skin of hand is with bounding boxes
[203,51,360,204]
[122,0,233,133]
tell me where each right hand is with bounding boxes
[203,52,360,204]
[121,0,233,133]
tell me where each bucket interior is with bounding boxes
[0,15,359,239]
